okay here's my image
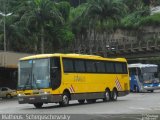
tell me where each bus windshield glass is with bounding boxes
[141,67,157,73]
[18,58,50,90]
[141,67,159,83]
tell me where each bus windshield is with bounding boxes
[129,66,159,83]
[142,67,159,83]
[141,67,157,73]
[143,73,155,81]
[18,58,50,90]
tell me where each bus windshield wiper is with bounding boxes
[23,74,31,90]
[32,74,38,89]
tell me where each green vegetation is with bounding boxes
[139,13,160,26]
[0,0,159,54]
[121,0,150,29]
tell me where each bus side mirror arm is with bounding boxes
[51,67,58,69]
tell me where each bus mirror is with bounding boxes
[51,67,58,74]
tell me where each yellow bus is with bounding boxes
[17,53,129,108]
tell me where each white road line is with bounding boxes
[129,107,152,111]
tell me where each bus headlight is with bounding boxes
[144,86,148,88]
[42,91,50,95]
[40,91,50,95]
[144,80,151,84]
[18,93,25,96]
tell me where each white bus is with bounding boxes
[128,63,160,92]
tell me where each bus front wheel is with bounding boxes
[59,93,69,107]
[34,103,43,108]
[150,90,154,93]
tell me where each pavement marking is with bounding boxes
[121,116,141,120]
[150,106,160,111]
[129,107,152,111]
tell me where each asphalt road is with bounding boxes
[0,91,160,120]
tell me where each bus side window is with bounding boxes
[122,63,128,74]
[115,63,123,73]
[85,60,96,73]
[63,59,74,73]
[96,61,105,73]
[106,62,115,73]
[74,59,85,73]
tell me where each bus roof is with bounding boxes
[19,53,127,62]
[128,63,158,68]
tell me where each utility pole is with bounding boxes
[0,0,12,51]
[3,0,6,51]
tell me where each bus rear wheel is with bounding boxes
[34,103,43,108]
[111,89,117,101]
[59,93,69,107]
[103,89,111,102]
[78,100,85,104]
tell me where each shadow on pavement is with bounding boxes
[24,99,128,110]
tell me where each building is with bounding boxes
[0,51,31,89]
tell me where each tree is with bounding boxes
[69,3,88,53]
[20,0,64,53]
[83,0,126,56]
[121,0,150,29]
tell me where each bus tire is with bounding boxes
[59,92,70,107]
[150,90,154,93]
[103,89,111,102]
[78,100,85,104]
[34,103,43,108]
[111,89,117,101]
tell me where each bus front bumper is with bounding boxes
[18,94,62,104]
[118,90,130,97]
[143,85,160,91]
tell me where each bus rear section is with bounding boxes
[17,54,130,108]
[128,63,160,92]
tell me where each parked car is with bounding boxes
[0,87,17,98]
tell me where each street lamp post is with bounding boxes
[0,12,12,51]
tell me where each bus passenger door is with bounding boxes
[129,68,142,92]
[50,57,61,90]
